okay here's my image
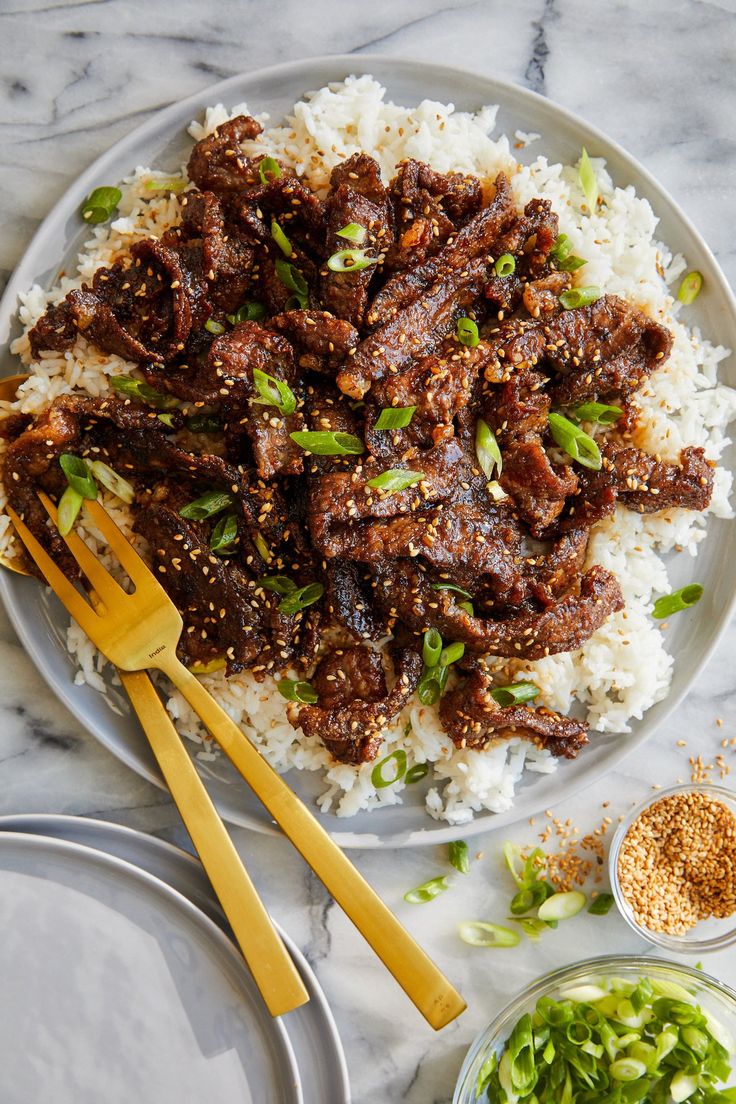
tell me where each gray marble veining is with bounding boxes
[1,1,735,1101]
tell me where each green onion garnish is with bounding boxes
[549,233,572,262]
[652,583,703,619]
[431,582,472,599]
[490,681,540,707]
[371,749,407,789]
[439,641,465,667]
[559,285,602,309]
[144,177,187,194]
[157,412,175,428]
[405,763,429,784]
[210,513,238,553]
[275,257,308,299]
[326,248,377,273]
[81,185,122,224]
[205,318,225,335]
[89,460,134,504]
[510,881,551,914]
[278,581,324,616]
[588,892,615,916]
[271,219,293,258]
[57,485,84,536]
[258,156,281,184]
[494,253,516,277]
[228,301,267,324]
[188,657,227,675]
[253,532,271,562]
[186,413,221,434]
[449,840,470,875]
[572,401,623,425]
[422,628,443,667]
[513,917,549,941]
[374,406,416,430]
[458,600,474,615]
[59,454,98,500]
[677,270,703,305]
[336,222,367,244]
[579,147,598,210]
[251,368,297,416]
[404,876,450,904]
[548,411,602,470]
[258,575,297,596]
[110,375,178,410]
[416,665,448,706]
[475,418,502,479]
[289,430,364,456]
[458,921,520,948]
[179,490,234,521]
[277,678,318,704]
[456,317,480,347]
[537,890,586,922]
[557,254,587,272]
[365,468,424,494]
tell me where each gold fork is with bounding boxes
[8,492,466,1030]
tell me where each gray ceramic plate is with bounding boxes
[0,56,734,847]
[0,814,350,1104]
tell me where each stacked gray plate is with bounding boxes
[0,814,349,1104]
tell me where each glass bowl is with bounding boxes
[453,955,736,1103]
[608,783,736,953]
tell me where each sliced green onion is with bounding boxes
[491,681,540,707]
[228,300,267,324]
[458,600,474,615]
[677,270,703,305]
[253,532,271,562]
[503,842,527,889]
[405,762,429,785]
[458,921,520,948]
[422,628,443,667]
[278,581,324,616]
[210,513,238,553]
[374,406,416,431]
[366,468,424,493]
[588,892,615,916]
[188,657,227,674]
[179,490,234,521]
[475,1053,498,1098]
[610,1057,647,1082]
[404,876,449,904]
[289,430,364,456]
[449,840,470,875]
[475,418,502,479]
[494,253,516,277]
[57,485,84,536]
[510,881,549,914]
[275,257,308,297]
[251,367,297,416]
[652,583,703,619]
[548,411,602,470]
[456,316,480,347]
[579,147,598,210]
[157,412,176,428]
[144,176,187,193]
[508,1013,536,1094]
[549,233,572,262]
[439,641,465,667]
[205,318,225,335]
[89,460,134,504]
[326,248,377,273]
[417,665,448,706]
[81,185,122,224]
[573,401,623,425]
[336,222,367,244]
[186,413,222,434]
[559,285,602,310]
[537,890,586,922]
[431,582,472,599]
[110,375,178,410]
[258,575,297,596]
[513,917,549,941]
[371,749,407,789]
[557,254,587,272]
[59,454,98,500]
[277,678,318,704]
[271,219,293,258]
[258,156,281,184]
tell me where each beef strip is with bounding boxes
[186,115,264,194]
[269,310,358,374]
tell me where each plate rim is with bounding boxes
[1,53,735,847]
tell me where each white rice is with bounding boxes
[3,75,734,825]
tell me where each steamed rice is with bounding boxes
[3,75,734,825]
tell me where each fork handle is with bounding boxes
[158,653,466,1031]
[119,668,309,1017]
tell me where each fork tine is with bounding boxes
[37,492,126,606]
[83,498,162,592]
[6,506,99,636]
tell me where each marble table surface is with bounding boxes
[1,1,735,1101]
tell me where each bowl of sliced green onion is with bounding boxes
[454,956,736,1103]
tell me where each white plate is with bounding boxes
[0,815,350,1104]
[0,56,734,847]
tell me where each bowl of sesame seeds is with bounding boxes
[609,783,736,952]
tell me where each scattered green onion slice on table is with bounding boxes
[251,368,297,416]
[510,881,550,914]
[579,147,598,210]
[503,841,528,888]
[557,253,587,272]
[57,485,84,536]
[228,300,267,324]
[537,890,586,922]
[431,582,472,599]
[209,513,238,553]
[439,641,465,667]
[549,233,572,262]
[652,583,704,619]
[205,318,225,335]
[559,285,602,309]
[404,876,449,904]
[278,581,324,616]
[491,681,540,707]
[89,460,134,504]
[371,749,407,789]
[258,156,281,184]
[81,185,122,224]
[110,375,179,410]
[422,628,443,667]
[405,762,429,785]
[475,418,502,479]
[59,454,98,500]
[289,430,364,456]
[271,219,293,258]
[588,892,615,915]
[449,840,470,875]
[572,401,623,425]
[456,317,480,347]
[179,490,234,521]
[258,575,297,596]
[548,411,602,470]
[144,176,187,193]
[494,253,516,277]
[513,917,549,941]
[336,222,367,244]
[374,405,415,430]
[678,270,703,305]
[326,248,377,272]
[366,468,424,493]
[276,678,318,704]
[458,921,520,947]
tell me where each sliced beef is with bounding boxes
[186,115,264,194]
[269,310,358,374]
